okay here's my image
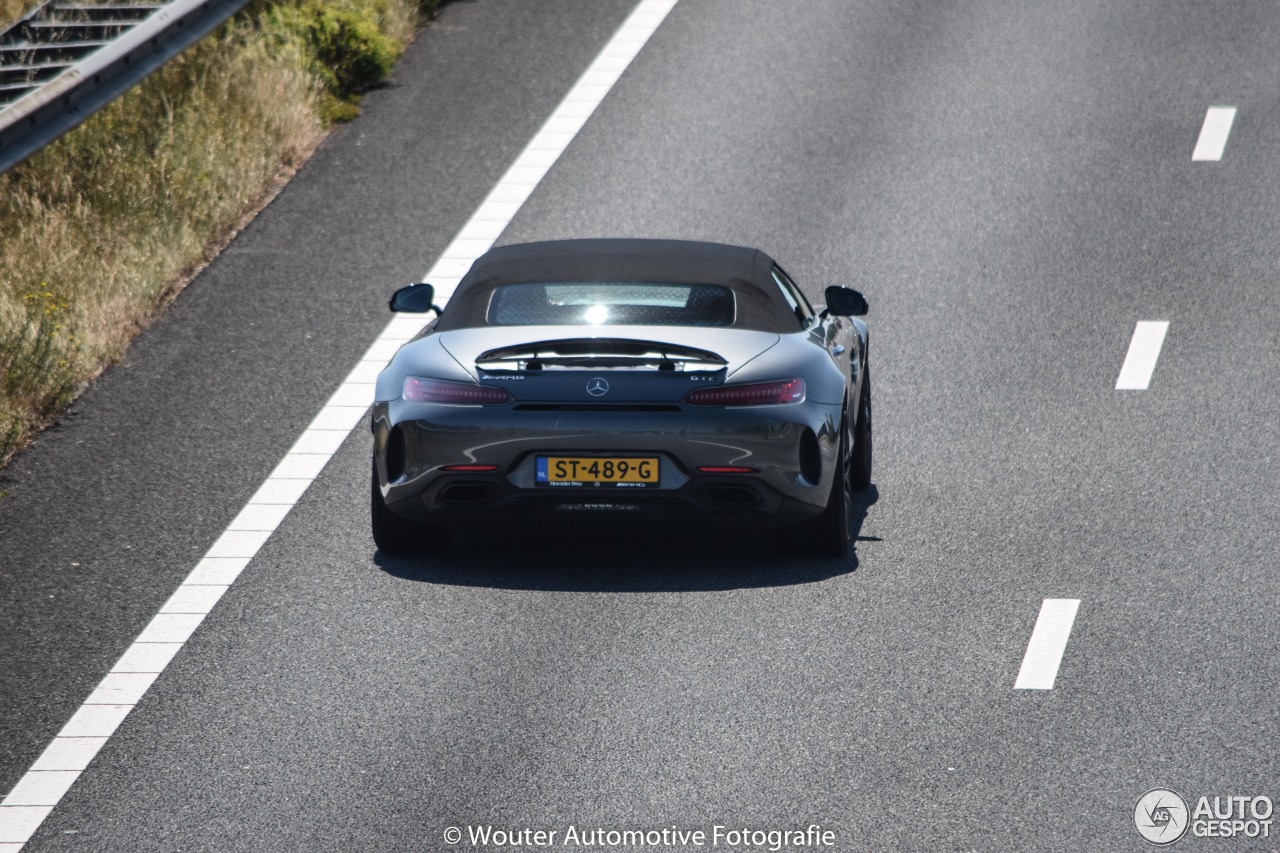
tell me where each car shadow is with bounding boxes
[374,485,879,592]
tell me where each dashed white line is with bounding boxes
[1015,599,1081,690]
[1192,106,1237,161]
[0,0,680,847]
[1115,321,1169,390]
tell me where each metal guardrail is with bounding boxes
[0,0,248,174]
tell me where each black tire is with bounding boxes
[371,458,451,555]
[850,359,872,491]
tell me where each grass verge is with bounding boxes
[0,0,437,465]
[0,0,36,28]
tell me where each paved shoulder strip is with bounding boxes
[0,0,679,847]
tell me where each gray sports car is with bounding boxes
[371,238,871,556]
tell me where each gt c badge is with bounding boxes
[586,378,610,397]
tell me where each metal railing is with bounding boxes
[0,0,247,174]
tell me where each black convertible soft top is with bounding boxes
[433,238,801,333]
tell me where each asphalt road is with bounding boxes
[3,0,1280,850]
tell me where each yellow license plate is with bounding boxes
[536,456,659,486]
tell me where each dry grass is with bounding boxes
[0,0,36,28]
[0,0,429,463]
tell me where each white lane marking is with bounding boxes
[58,706,132,739]
[1192,106,1237,161]
[185,557,250,585]
[227,503,292,531]
[134,614,205,644]
[1014,599,1081,690]
[0,1,679,847]
[1115,321,1169,390]
[30,738,109,772]
[83,673,158,706]
[2,776,79,809]
[158,585,227,614]
[109,642,182,673]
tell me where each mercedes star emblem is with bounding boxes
[586,378,610,397]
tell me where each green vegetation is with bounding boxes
[0,0,439,465]
[271,0,407,119]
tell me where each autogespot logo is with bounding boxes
[1136,789,1190,845]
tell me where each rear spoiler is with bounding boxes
[475,338,727,371]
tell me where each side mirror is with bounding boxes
[823,286,869,317]
[389,283,441,315]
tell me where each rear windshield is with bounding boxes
[486,282,735,327]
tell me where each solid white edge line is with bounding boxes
[30,738,110,772]
[1115,321,1169,390]
[0,0,679,847]
[1192,106,1237,161]
[1014,598,1081,690]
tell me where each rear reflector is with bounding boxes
[684,378,805,406]
[697,466,758,474]
[403,377,512,405]
[441,464,499,472]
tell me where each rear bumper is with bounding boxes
[371,399,842,528]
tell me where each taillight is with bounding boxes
[684,378,806,407]
[402,377,512,405]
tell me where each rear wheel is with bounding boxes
[850,360,872,490]
[371,458,451,555]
